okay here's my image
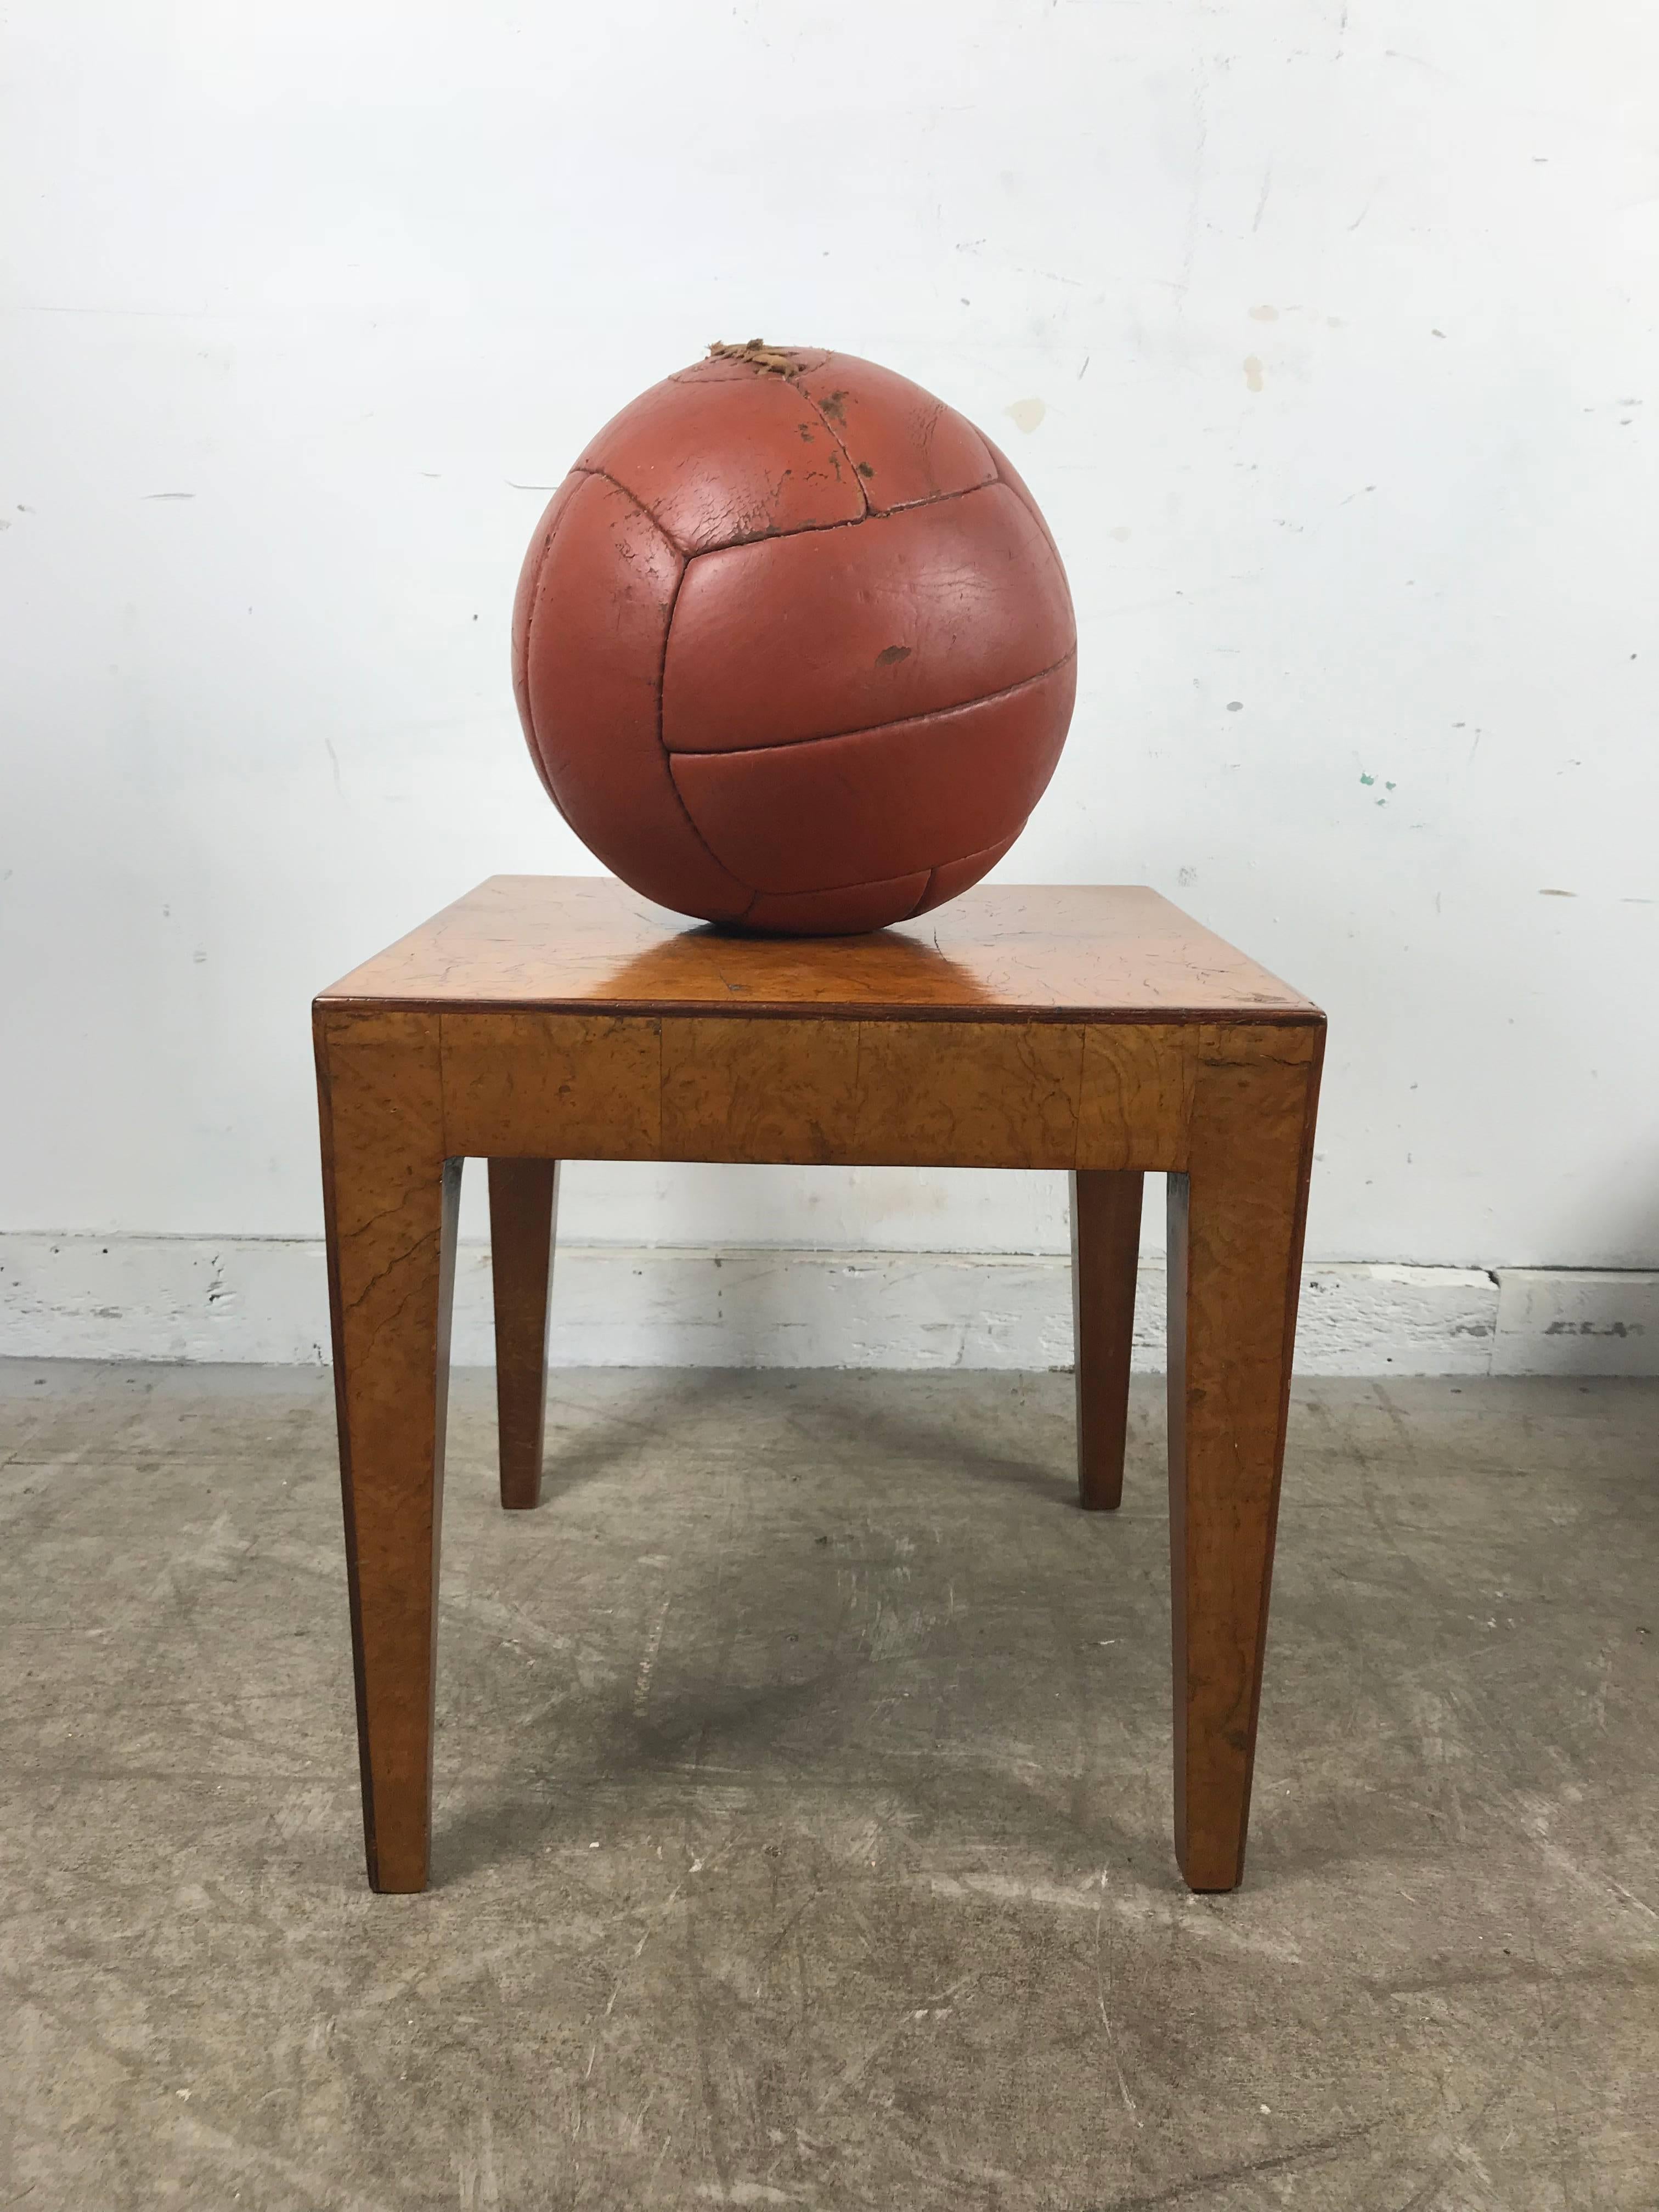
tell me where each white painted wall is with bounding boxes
[3,1,1657,1288]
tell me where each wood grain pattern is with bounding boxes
[1166,1026,1325,1891]
[487,1159,560,1510]
[1070,1170,1144,1511]
[661,1018,860,1163]
[314,1008,457,1895]
[849,1020,1084,1168]
[1076,1025,1196,1169]
[315,878,1325,1896]
[318,876,1317,1024]
[442,1012,661,1159]
[441,1013,1285,1172]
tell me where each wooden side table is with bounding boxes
[314,878,1324,1895]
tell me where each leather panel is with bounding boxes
[739,876,932,935]
[670,659,1076,893]
[911,834,1020,916]
[983,434,1072,625]
[792,352,997,511]
[663,484,1074,754]
[518,472,751,920]
[579,369,865,553]
[511,474,584,815]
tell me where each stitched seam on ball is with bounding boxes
[989,454,1065,573]
[990,454,1040,513]
[781,371,871,520]
[954,831,1020,868]
[873,472,997,516]
[681,476,997,562]
[568,464,693,556]
[785,832,1018,905]
[654,560,757,912]
[749,867,933,909]
[905,832,1017,918]
[665,648,1077,759]
[572,445,882,557]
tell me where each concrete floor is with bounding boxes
[1,1364,1656,2211]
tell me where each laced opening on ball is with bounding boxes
[706,339,803,376]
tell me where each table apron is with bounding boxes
[364,1010,1327,1173]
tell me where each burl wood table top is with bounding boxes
[318,876,1319,1025]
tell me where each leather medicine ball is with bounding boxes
[511,342,1076,935]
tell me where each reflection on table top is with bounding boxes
[317,876,1320,1024]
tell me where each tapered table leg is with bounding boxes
[1166,1030,1323,1892]
[1070,1168,1143,1510]
[315,1011,458,1894]
[488,1158,560,1511]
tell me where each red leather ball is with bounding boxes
[511,344,1076,935]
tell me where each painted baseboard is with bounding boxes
[0,1235,1653,1375]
